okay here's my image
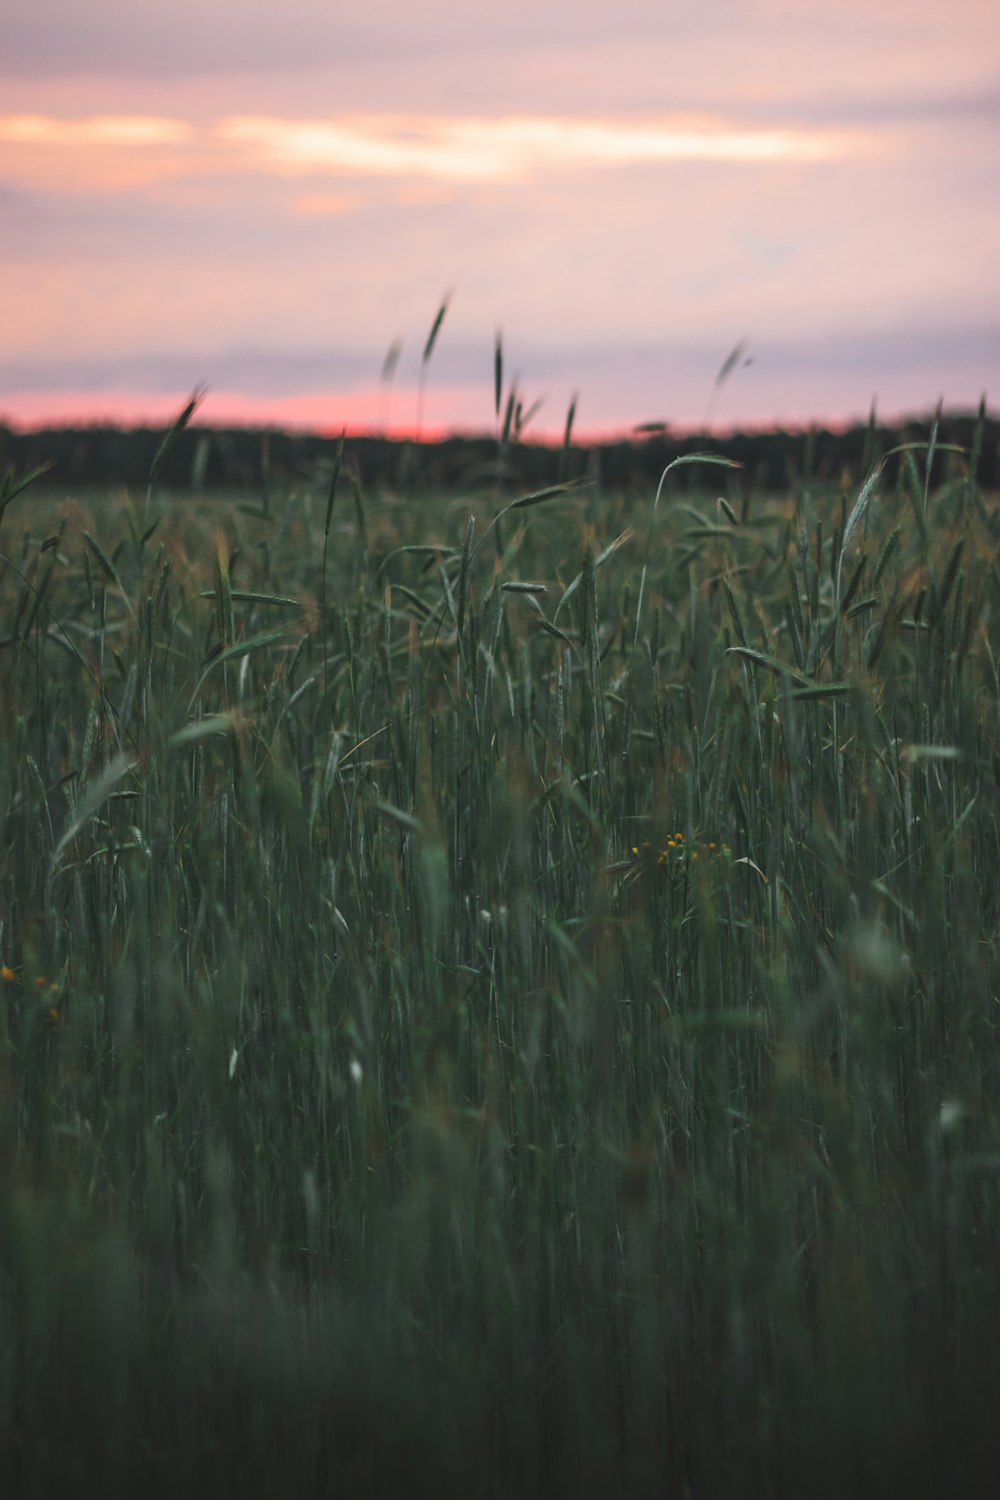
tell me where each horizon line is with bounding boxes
[1,397,991,451]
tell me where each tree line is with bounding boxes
[1,409,996,498]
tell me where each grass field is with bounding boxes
[2,416,1000,1497]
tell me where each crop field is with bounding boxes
[2,415,1000,1497]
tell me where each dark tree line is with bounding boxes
[1,410,997,499]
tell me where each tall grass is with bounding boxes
[1,416,999,1497]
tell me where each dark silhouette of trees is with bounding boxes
[1,411,996,499]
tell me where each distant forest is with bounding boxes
[1,409,997,498]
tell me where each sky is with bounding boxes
[1,0,998,439]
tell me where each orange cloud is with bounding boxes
[294,191,359,216]
[0,110,864,201]
[0,114,192,146]
[0,109,871,204]
[220,112,857,179]
[0,114,207,193]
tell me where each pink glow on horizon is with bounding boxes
[0,387,502,442]
[0,386,968,448]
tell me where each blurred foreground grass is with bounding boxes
[2,422,1000,1497]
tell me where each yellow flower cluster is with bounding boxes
[630,833,732,872]
[3,963,63,1025]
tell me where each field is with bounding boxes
[2,418,1000,1497]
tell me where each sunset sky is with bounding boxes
[2,0,998,439]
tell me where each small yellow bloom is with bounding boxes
[45,1007,61,1029]
[675,832,683,842]
[1,966,15,984]
[35,975,48,991]
[708,842,716,852]
[667,839,675,849]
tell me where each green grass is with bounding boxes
[2,422,1000,1497]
